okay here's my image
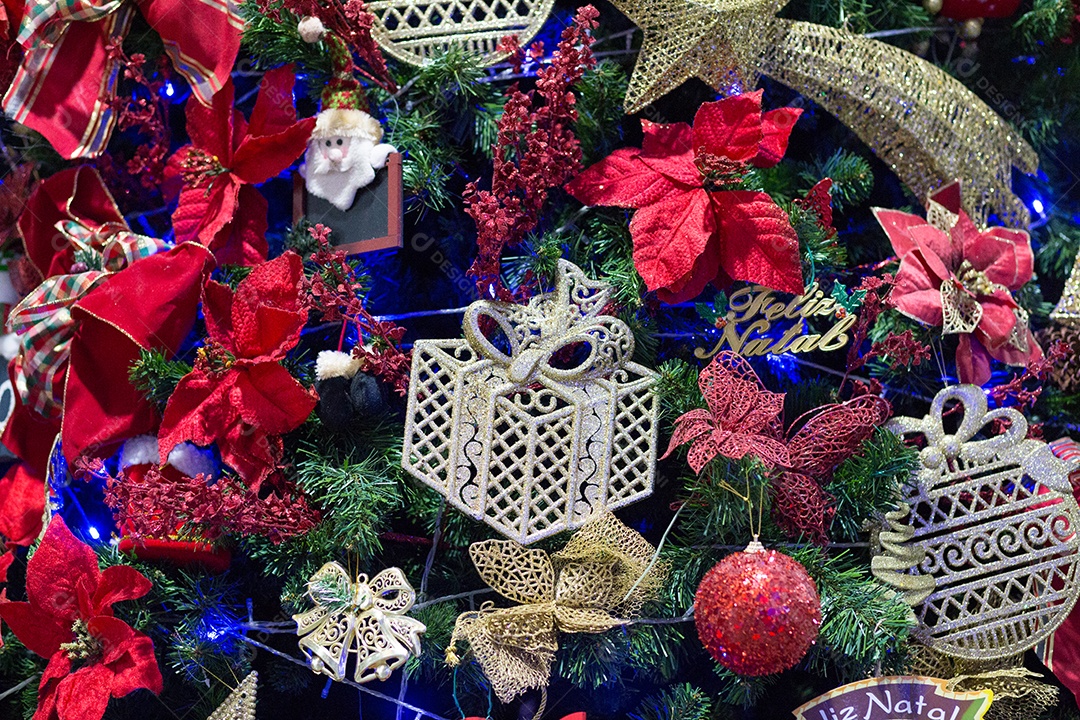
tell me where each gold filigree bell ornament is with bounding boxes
[609,0,1037,228]
[403,260,659,545]
[445,513,667,704]
[873,385,1080,660]
[294,564,426,683]
[366,0,554,66]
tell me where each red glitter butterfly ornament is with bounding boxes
[565,90,804,303]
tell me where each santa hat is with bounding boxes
[300,16,383,142]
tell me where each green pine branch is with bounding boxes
[629,683,714,720]
[129,348,193,409]
[827,428,917,542]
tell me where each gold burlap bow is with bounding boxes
[446,513,666,703]
[462,260,635,385]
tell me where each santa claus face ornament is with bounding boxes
[295,108,404,255]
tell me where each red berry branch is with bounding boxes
[464,5,599,300]
[302,225,411,396]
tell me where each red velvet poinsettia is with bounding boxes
[663,351,789,473]
[158,252,318,487]
[167,65,315,265]
[565,90,804,303]
[0,518,162,720]
[873,182,1042,385]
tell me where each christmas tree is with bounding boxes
[0,1,1079,719]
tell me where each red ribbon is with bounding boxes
[3,0,242,159]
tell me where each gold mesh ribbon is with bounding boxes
[910,648,1059,720]
[445,513,667,703]
[610,0,1038,227]
[871,503,936,606]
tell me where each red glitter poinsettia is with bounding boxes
[873,182,1042,385]
[663,351,788,473]
[565,90,804,303]
[158,252,318,487]
[167,65,315,265]
[0,518,162,720]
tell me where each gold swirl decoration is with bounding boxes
[884,385,1080,661]
[871,503,936,606]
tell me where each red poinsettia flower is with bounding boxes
[873,182,1041,385]
[663,351,789,473]
[565,90,804,303]
[167,65,315,266]
[158,252,318,487]
[0,518,162,720]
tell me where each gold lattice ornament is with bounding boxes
[402,260,659,544]
[367,0,555,66]
[873,385,1080,660]
[293,564,426,683]
[445,512,666,703]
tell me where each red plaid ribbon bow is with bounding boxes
[3,0,242,159]
[7,167,168,417]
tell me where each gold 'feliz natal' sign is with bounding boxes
[695,283,855,360]
[793,677,992,720]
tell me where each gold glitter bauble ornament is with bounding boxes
[207,672,257,720]
[366,0,555,66]
[873,385,1080,660]
[402,260,659,544]
[694,541,821,676]
[607,0,1037,227]
[294,564,426,683]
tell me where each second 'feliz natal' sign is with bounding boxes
[695,283,856,360]
[793,677,992,720]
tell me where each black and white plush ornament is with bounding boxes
[314,350,388,430]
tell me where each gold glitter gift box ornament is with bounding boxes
[403,260,659,544]
[872,385,1080,660]
[293,564,426,683]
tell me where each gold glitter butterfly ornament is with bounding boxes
[294,564,426,683]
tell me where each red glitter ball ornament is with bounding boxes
[694,544,822,676]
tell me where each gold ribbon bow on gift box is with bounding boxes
[294,563,426,684]
[446,513,667,704]
[461,260,636,385]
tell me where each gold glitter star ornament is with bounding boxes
[609,0,1037,228]
[611,0,788,112]
[294,564,426,683]
[872,385,1080,660]
[207,672,257,720]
